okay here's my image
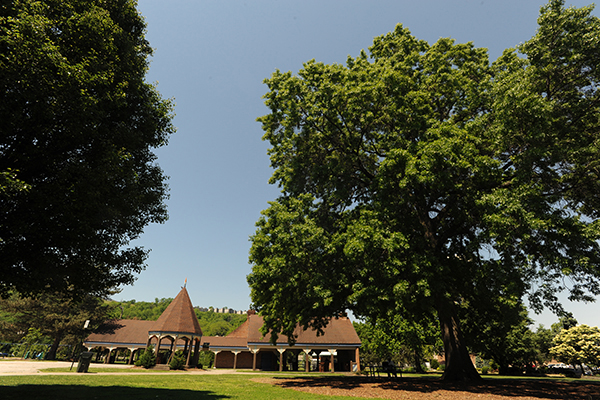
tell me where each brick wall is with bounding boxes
[214,351,254,369]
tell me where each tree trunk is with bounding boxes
[45,335,61,360]
[436,298,482,381]
[498,363,509,375]
[414,349,425,373]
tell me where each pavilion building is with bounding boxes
[203,311,361,372]
[84,286,361,371]
[84,286,203,366]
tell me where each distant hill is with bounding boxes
[110,298,247,336]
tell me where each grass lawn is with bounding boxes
[0,373,365,400]
[2,367,599,400]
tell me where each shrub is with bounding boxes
[169,350,186,370]
[490,360,499,371]
[481,366,490,375]
[198,351,214,369]
[135,347,156,369]
[429,358,440,370]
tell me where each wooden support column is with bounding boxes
[192,338,201,366]
[156,336,164,364]
[251,348,259,371]
[232,351,241,369]
[127,348,136,364]
[167,336,178,364]
[105,347,116,364]
[277,348,286,371]
[185,337,193,366]
[328,349,337,372]
[355,347,361,372]
[303,349,311,372]
[212,350,221,368]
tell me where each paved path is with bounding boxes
[0,359,245,376]
[0,359,130,375]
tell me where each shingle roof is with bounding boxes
[201,335,249,348]
[246,314,361,345]
[84,289,360,352]
[150,287,203,336]
[202,313,361,349]
[85,319,155,346]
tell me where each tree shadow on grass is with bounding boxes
[0,384,231,400]
[270,375,600,399]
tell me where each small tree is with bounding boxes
[550,325,600,373]
[135,346,156,369]
[465,305,538,375]
[169,350,186,370]
[354,315,441,371]
[12,328,51,359]
[197,350,214,369]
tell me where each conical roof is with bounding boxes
[150,287,202,336]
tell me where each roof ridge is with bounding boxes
[152,287,203,335]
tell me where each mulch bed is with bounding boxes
[253,375,600,399]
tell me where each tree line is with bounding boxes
[355,310,600,376]
[0,293,246,360]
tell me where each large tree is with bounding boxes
[550,324,600,371]
[0,0,174,297]
[0,291,113,360]
[248,0,600,381]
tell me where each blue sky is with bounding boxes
[117,0,600,329]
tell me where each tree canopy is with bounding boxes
[248,0,600,381]
[550,324,600,370]
[463,304,538,374]
[354,315,441,372]
[0,291,113,360]
[0,0,174,297]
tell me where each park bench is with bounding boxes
[365,362,401,379]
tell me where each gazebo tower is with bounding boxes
[146,285,203,367]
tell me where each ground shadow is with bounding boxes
[271,375,600,399]
[0,384,231,400]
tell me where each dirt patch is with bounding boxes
[252,375,600,400]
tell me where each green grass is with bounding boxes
[0,373,366,400]
[41,366,186,373]
[2,365,598,399]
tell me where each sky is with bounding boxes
[116,0,600,330]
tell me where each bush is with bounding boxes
[429,358,440,370]
[197,351,214,369]
[490,360,499,371]
[135,347,156,369]
[169,350,186,370]
[481,366,490,375]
